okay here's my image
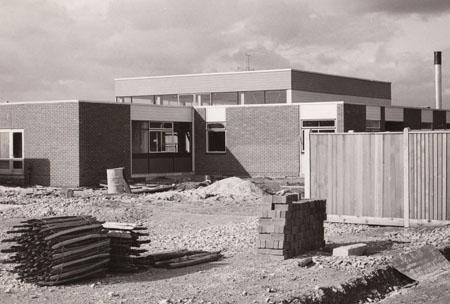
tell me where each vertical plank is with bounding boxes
[433,133,438,220]
[444,134,448,220]
[304,129,311,199]
[403,128,410,227]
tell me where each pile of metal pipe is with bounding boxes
[102,222,150,272]
[1,216,109,285]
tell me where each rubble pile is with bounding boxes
[312,255,390,271]
[1,216,109,285]
[385,226,450,248]
[103,222,150,272]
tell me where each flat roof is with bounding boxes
[115,68,390,84]
[0,99,120,106]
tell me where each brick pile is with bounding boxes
[257,194,326,259]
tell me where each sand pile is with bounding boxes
[197,177,263,197]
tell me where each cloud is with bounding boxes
[340,0,450,16]
[0,0,449,108]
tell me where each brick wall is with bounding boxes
[403,108,421,129]
[433,110,446,129]
[343,104,366,132]
[194,105,300,177]
[79,102,131,186]
[0,102,80,186]
[257,194,326,259]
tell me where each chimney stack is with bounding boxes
[435,51,442,109]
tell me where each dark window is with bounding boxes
[12,133,22,158]
[211,92,238,105]
[207,123,226,153]
[302,120,335,127]
[421,122,432,130]
[366,120,381,132]
[132,121,149,153]
[200,94,211,106]
[179,95,194,106]
[265,90,286,104]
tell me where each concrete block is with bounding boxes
[332,243,367,256]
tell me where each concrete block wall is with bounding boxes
[0,102,80,186]
[257,194,326,259]
[79,102,131,186]
[194,105,300,177]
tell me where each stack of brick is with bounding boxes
[257,194,326,259]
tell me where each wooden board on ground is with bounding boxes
[391,245,450,281]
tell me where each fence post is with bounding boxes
[304,129,311,199]
[403,128,410,228]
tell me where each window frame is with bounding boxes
[0,129,24,174]
[301,120,336,153]
[148,121,179,154]
[206,122,226,154]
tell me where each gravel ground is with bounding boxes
[0,182,449,304]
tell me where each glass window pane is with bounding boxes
[208,131,225,152]
[243,91,264,104]
[160,95,178,106]
[302,121,319,127]
[132,121,149,153]
[265,90,286,104]
[200,94,211,106]
[319,121,335,127]
[207,123,225,129]
[13,161,23,169]
[179,95,194,106]
[149,131,160,152]
[13,133,22,158]
[132,96,155,104]
[211,92,238,105]
[0,133,9,158]
[0,160,9,169]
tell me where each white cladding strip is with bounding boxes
[292,90,391,107]
[366,106,381,120]
[421,109,433,123]
[130,104,192,122]
[300,103,338,120]
[206,107,226,122]
[385,107,404,121]
[116,70,291,96]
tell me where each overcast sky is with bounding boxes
[1,0,450,108]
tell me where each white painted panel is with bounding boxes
[292,90,391,107]
[300,103,338,120]
[446,111,450,123]
[116,69,291,96]
[130,104,192,122]
[385,108,404,121]
[421,109,433,123]
[366,106,381,120]
[206,107,226,122]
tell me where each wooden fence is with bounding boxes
[304,129,450,226]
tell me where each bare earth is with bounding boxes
[0,181,449,304]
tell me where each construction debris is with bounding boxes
[151,250,223,268]
[103,222,150,272]
[1,216,109,286]
[106,167,131,194]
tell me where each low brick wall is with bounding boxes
[257,194,326,259]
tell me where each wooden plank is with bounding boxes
[410,133,416,220]
[336,134,344,216]
[374,134,383,218]
[403,128,410,227]
[327,214,450,227]
[445,134,449,220]
[304,130,311,199]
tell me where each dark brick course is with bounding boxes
[79,102,131,186]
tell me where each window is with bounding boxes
[207,123,226,153]
[366,120,381,132]
[265,90,286,104]
[149,122,178,153]
[132,121,149,153]
[199,93,211,106]
[179,94,194,106]
[301,120,336,152]
[0,130,24,172]
[243,91,265,104]
[157,95,178,106]
[211,92,238,105]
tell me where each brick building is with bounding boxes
[1,69,449,186]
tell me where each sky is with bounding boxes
[1,0,450,108]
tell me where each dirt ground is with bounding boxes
[0,177,449,304]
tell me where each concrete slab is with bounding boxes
[332,243,367,256]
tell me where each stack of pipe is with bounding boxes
[102,222,150,272]
[1,216,109,285]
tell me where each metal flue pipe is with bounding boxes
[435,51,442,109]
